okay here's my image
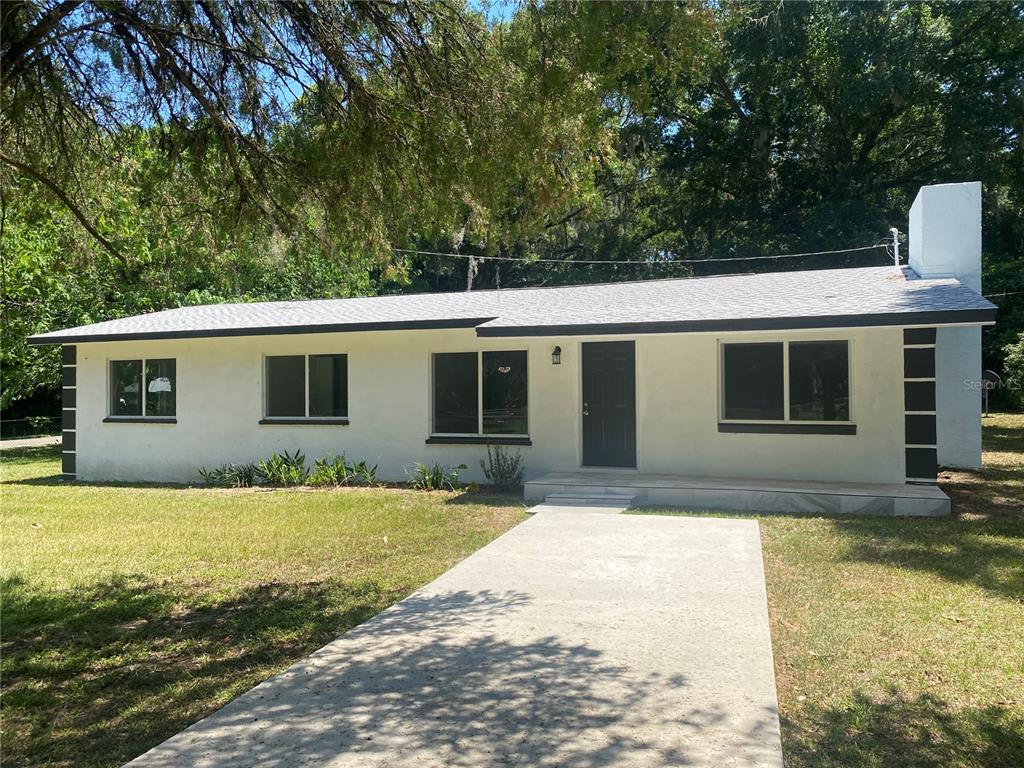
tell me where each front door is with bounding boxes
[581,341,637,467]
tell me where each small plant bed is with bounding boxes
[1,447,528,768]
[198,450,378,488]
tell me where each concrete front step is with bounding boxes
[542,492,638,508]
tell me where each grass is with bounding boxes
[2,416,1022,767]
[643,412,1024,768]
[0,451,527,768]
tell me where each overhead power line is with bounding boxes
[391,243,890,267]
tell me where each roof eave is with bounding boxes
[474,308,997,337]
[26,317,496,346]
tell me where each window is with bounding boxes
[722,343,784,420]
[789,341,849,421]
[309,354,348,418]
[433,351,528,435]
[721,341,850,423]
[483,351,529,434]
[433,352,477,433]
[264,354,347,420]
[109,359,176,418]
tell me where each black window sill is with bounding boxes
[103,417,177,424]
[259,418,350,426]
[718,422,856,435]
[425,435,532,446]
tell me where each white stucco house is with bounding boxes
[30,182,996,516]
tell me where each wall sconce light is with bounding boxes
[551,345,562,365]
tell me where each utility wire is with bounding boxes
[391,243,890,267]
[984,290,1024,299]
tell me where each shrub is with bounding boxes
[480,444,524,491]
[255,450,308,486]
[198,462,258,488]
[407,462,466,491]
[309,455,347,486]
[309,454,378,487]
[349,460,378,486]
[1004,333,1024,410]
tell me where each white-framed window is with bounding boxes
[264,354,348,420]
[719,340,851,423]
[109,358,176,418]
[431,351,528,436]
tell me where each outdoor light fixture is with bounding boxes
[552,346,562,365]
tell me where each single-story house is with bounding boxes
[29,182,996,516]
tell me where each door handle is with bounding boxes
[583,410,589,416]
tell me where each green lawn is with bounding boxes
[2,416,1022,767]
[646,413,1024,768]
[0,453,527,768]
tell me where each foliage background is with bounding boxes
[2,1,1021,426]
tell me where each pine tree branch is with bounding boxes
[0,151,126,263]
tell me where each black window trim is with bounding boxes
[262,352,349,423]
[430,349,530,439]
[106,357,177,422]
[718,339,855,430]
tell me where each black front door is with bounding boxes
[581,341,636,467]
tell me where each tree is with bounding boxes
[4,1,1021,415]
[1,1,715,412]
[1003,333,1024,410]
[1,1,488,243]
[507,1,1023,367]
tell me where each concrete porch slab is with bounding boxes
[525,471,950,517]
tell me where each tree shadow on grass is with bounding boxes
[829,514,1024,603]
[0,444,62,462]
[1,574,395,768]
[782,688,1024,768]
[4,576,781,768]
[122,588,780,768]
[982,425,1024,455]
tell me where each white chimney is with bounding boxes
[908,181,982,292]
[907,181,984,472]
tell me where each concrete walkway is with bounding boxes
[1,435,60,449]
[126,507,783,768]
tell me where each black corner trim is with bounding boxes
[904,381,936,412]
[62,409,76,429]
[903,327,936,345]
[425,435,532,446]
[905,414,937,446]
[474,309,996,338]
[103,417,177,424]
[62,366,77,386]
[62,345,77,364]
[258,418,350,426]
[906,447,938,480]
[718,422,856,435]
[61,452,76,474]
[62,430,76,452]
[904,347,936,379]
[62,387,77,409]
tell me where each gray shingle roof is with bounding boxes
[28,266,996,345]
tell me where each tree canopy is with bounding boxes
[2,0,1021,417]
